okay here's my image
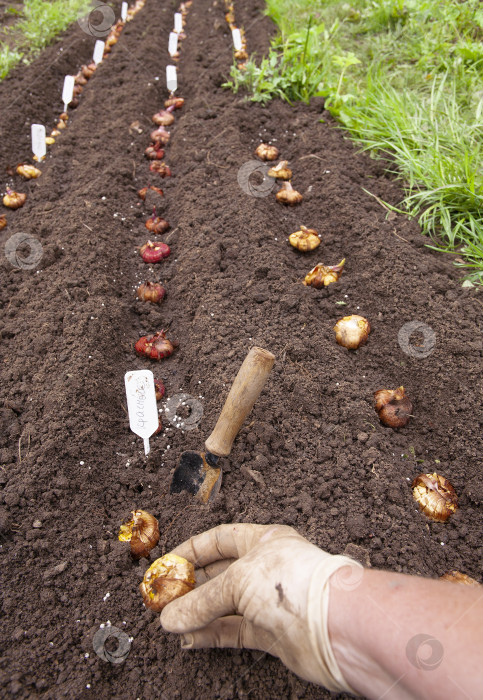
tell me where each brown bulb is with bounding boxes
[334,315,370,350]
[138,186,164,200]
[154,379,166,401]
[276,181,303,205]
[0,215,7,231]
[136,281,166,304]
[3,189,26,209]
[16,164,41,179]
[303,259,345,288]
[152,109,175,127]
[81,64,95,79]
[145,215,169,235]
[412,473,458,522]
[234,49,248,61]
[374,386,412,428]
[289,225,320,252]
[118,510,160,559]
[268,160,292,180]
[149,162,171,177]
[164,96,184,109]
[75,73,87,86]
[255,143,279,161]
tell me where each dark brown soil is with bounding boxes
[0,0,482,698]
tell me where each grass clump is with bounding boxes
[0,0,92,79]
[225,0,483,283]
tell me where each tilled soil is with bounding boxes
[0,0,482,698]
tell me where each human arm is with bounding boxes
[160,523,483,699]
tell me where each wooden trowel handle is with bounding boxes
[204,346,275,457]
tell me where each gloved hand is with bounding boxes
[160,523,362,694]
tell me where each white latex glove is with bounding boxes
[160,523,361,694]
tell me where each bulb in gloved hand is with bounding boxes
[255,143,279,161]
[268,161,292,180]
[289,226,320,252]
[412,473,458,522]
[276,181,303,206]
[374,386,412,428]
[303,259,345,287]
[118,510,160,559]
[140,553,195,611]
[440,571,480,587]
[334,315,370,350]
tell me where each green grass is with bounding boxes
[225,0,483,283]
[0,0,92,79]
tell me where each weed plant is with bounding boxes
[225,0,483,282]
[0,0,92,79]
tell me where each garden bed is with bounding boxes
[0,0,481,697]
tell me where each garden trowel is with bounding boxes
[170,346,275,503]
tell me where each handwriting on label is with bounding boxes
[31,124,46,159]
[166,64,177,92]
[168,31,178,56]
[125,370,159,439]
[93,40,105,65]
[232,28,242,50]
[174,12,183,32]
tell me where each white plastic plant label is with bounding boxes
[166,65,177,92]
[31,124,46,160]
[124,370,159,455]
[168,31,178,57]
[62,75,75,111]
[232,28,242,50]
[174,12,183,32]
[93,39,105,65]
[121,1,128,21]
